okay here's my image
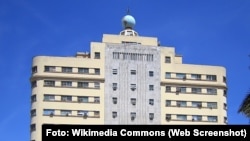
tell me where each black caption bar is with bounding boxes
[42,124,250,140]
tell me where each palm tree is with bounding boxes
[238,92,250,123]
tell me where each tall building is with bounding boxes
[30,13,227,141]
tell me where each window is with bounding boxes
[77,110,88,117]
[61,96,72,102]
[176,73,186,79]
[78,82,88,88]
[94,82,100,89]
[112,83,118,90]
[44,80,55,87]
[149,99,154,105]
[77,96,88,103]
[32,66,37,73]
[44,66,55,72]
[223,76,227,83]
[94,97,100,103]
[224,103,227,110]
[130,84,136,91]
[192,115,202,121]
[165,56,171,63]
[94,52,100,59]
[165,86,171,92]
[43,109,54,116]
[207,88,217,94]
[166,114,171,121]
[60,110,72,116]
[165,72,171,79]
[113,97,117,104]
[78,68,89,74]
[191,74,201,80]
[207,102,217,109]
[149,113,154,120]
[206,75,217,81]
[94,111,100,117]
[166,100,171,107]
[44,94,55,101]
[149,71,154,77]
[192,101,202,108]
[31,95,36,102]
[224,117,228,124]
[177,115,187,121]
[62,67,72,73]
[31,109,36,117]
[112,69,118,75]
[30,124,36,132]
[149,85,154,91]
[191,87,202,94]
[131,98,136,105]
[112,112,117,118]
[176,101,187,107]
[61,81,72,87]
[131,112,136,120]
[131,70,136,75]
[207,116,217,122]
[31,81,37,88]
[176,87,186,93]
[95,68,100,75]
[223,90,227,97]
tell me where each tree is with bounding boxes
[238,92,250,120]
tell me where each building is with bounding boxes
[30,13,227,141]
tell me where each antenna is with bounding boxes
[127,7,130,15]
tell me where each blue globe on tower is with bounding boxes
[122,15,136,29]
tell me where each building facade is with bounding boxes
[30,13,227,141]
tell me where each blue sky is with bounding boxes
[0,0,250,140]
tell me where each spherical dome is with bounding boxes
[122,15,136,29]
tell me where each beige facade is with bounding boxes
[30,15,227,141]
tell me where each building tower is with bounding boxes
[30,12,227,141]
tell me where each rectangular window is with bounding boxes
[44,66,55,72]
[224,117,228,124]
[224,103,227,110]
[166,100,171,107]
[30,124,36,132]
[149,99,154,105]
[131,70,136,75]
[207,88,217,94]
[131,98,136,105]
[149,71,154,77]
[130,84,136,91]
[113,97,117,104]
[112,111,117,118]
[60,110,72,116]
[207,116,217,122]
[207,102,217,109]
[191,87,202,94]
[77,96,88,103]
[31,81,37,88]
[223,76,227,83]
[192,101,202,108]
[166,114,171,121]
[165,72,171,79]
[112,69,118,75]
[44,80,55,87]
[223,90,227,97]
[206,75,217,81]
[165,56,171,63]
[78,68,89,74]
[95,68,100,75]
[176,115,187,121]
[176,87,186,93]
[149,113,154,120]
[165,86,171,92]
[31,95,36,102]
[192,115,202,121]
[44,94,55,101]
[78,82,89,88]
[94,52,100,59]
[43,109,55,116]
[31,109,36,117]
[176,73,186,79]
[77,110,88,116]
[94,97,100,103]
[61,96,72,102]
[176,101,187,107]
[191,74,201,80]
[62,67,72,73]
[131,112,136,120]
[61,81,72,87]
[149,85,154,91]
[32,66,37,73]
[112,83,118,90]
[94,82,100,89]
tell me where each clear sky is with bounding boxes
[0,0,250,140]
